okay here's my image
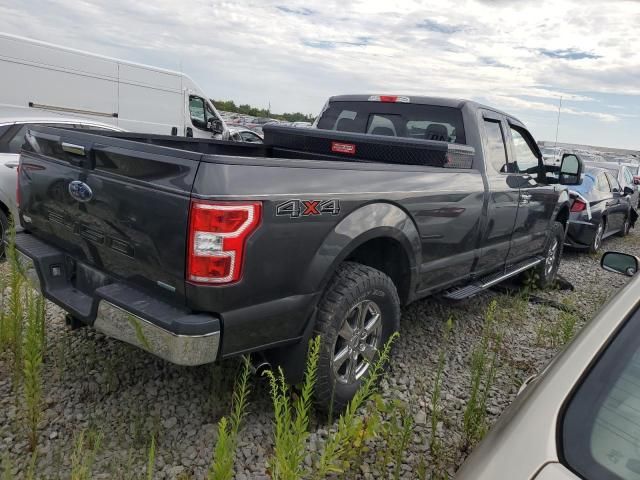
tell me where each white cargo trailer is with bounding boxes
[0,33,228,139]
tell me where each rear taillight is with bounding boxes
[571,199,586,212]
[187,201,261,284]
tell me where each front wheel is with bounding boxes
[534,221,564,288]
[313,262,400,413]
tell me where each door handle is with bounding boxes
[4,160,19,169]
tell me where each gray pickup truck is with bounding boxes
[15,95,581,409]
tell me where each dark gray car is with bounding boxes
[565,166,634,252]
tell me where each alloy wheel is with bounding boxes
[331,299,383,384]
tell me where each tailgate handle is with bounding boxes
[62,143,86,156]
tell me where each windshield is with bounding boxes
[316,101,466,144]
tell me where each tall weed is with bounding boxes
[462,301,502,450]
[265,337,320,480]
[209,356,252,480]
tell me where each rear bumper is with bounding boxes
[565,219,596,248]
[16,233,220,366]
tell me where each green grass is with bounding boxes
[70,429,102,480]
[209,356,252,480]
[430,317,454,473]
[22,289,45,451]
[265,337,320,480]
[462,301,502,451]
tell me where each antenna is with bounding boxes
[554,96,563,146]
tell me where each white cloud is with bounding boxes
[0,0,639,148]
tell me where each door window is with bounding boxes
[595,173,611,192]
[510,126,540,174]
[189,96,207,129]
[562,308,640,480]
[623,167,633,185]
[366,114,398,136]
[484,120,511,173]
[607,172,621,193]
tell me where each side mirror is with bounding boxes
[624,186,634,196]
[208,118,224,135]
[559,154,583,185]
[601,251,638,277]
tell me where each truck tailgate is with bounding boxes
[18,126,200,305]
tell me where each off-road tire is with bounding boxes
[534,221,564,289]
[313,262,400,413]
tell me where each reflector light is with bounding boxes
[570,199,587,212]
[331,142,356,155]
[187,201,261,284]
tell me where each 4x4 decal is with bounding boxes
[276,199,340,218]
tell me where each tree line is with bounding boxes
[211,99,315,123]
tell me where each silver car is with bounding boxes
[457,251,640,480]
[0,106,121,245]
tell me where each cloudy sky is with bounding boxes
[2,0,639,149]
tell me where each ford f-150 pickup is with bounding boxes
[15,95,582,410]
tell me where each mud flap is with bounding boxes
[630,208,638,227]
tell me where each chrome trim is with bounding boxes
[94,303,220,366]
[480,259,542,289]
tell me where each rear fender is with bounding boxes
[301,202,421,300]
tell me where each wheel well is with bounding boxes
[556,205,569,229]
[344,237,411,304]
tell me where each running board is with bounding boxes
[442,258,543,300]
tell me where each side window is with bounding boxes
[607,172,621,192]
[595,173,611,192]
[509,126,540,174]
[332,110,358,132]
[623,168,633,185]
[189,96,207,129]
[562,308,640,480]
[484,119,510,173]
[6,125,28,154]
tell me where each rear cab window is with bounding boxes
[316,101,466,144]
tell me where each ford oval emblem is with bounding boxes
[68,180,93,203]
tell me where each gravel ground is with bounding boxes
[2,230,640,479]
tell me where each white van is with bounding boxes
[0,33,228,139]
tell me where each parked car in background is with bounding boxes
[565,166,634,253]
[456,251,640,480]
[541,146,569,167]
[291,121,313,128]
[228,126,263,144]
[586,161,640,208]
[0,32,228,139]
[0,106,122,253]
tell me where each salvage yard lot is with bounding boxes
[1,233,638,479]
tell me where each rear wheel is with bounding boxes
[534,221,564,288]
[589,218,605,254]
[313,262,400,413]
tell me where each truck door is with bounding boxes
[604,172,625,231]
[505,123,558,264]
[475,113,519,274]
